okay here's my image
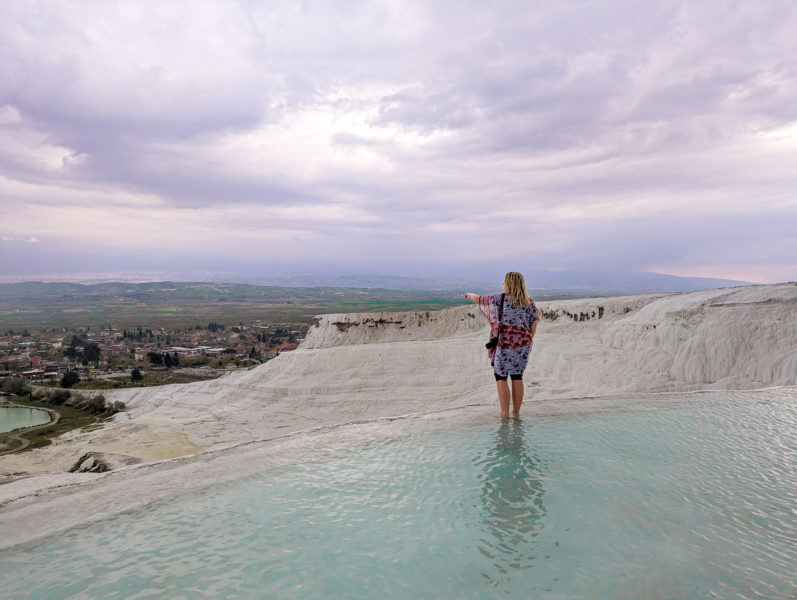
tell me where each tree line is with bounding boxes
[147,351,181,368]
[63,334,101,364]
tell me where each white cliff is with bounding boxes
[1,282,796,505]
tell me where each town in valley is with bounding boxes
[0,320,308,389]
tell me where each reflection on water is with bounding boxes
[477,418,546,586]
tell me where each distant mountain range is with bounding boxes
[239,269,749,294]
[521,268,749,294]
[0,269,750,296]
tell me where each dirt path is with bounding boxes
[0,430,29,453]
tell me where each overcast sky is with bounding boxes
[1,0,796,284]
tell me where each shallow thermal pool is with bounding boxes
[0,406,51,434]
[1,388,796,599]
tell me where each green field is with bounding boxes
[59,370,227,390]
[0,281,466,330]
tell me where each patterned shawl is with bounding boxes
[477,293,539,357]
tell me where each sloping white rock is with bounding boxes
[2,283,795,488]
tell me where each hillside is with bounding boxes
[1,282,795,518]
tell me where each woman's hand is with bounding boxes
[464,292,479,303]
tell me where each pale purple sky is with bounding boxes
[1,1,796,284]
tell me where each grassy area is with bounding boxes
[32,369,228,391]
[0,397,99,452]
[76,370,226,389]
[0,281,465,330]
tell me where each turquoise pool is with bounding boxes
[0,406,51,434]
[1,388,795,599]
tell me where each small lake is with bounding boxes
[0,406,52,434]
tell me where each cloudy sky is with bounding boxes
[1,0,796,284]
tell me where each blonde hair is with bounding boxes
[504,271,530,306]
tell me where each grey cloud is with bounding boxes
[372,89,482,134]
[1,33,268,145]
[1,0,796,281]
[536,209,797,273]
[371,0,797,161]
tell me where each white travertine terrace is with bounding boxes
[1,282,795,514]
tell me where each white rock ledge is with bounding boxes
[1,282,795,510]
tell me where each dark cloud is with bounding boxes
[1,0,796,283]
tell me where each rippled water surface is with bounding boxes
[1,389,796,599]
[0,406,50,434]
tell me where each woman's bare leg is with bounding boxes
[511,379,524,416]
[496,380,511,417]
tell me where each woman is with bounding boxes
[465,272,540,418]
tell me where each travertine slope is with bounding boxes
[2,282,795,484]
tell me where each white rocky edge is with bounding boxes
[1,282,795,519]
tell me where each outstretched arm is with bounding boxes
[464,292,479,304]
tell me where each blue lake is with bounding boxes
[1,388,795,599]
[0,406,51,434]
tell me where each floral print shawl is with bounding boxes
[477,293,540,376]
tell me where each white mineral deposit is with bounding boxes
[1,282,796,548]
